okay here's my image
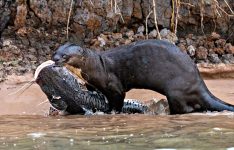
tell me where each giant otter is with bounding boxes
[52,39,234,114]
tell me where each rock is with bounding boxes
[26,54,37,61]
[215,39,226,48]
[221,54,234,64]
[42,45,51,55]
[160,28,178,44]
[112,33,123,40]
[204,41,215,49]
[124,39,132,45]
[20,37,29,46]
[225,43,234,54]
[29,0,52,24]
[195,46,208,60]
[197,38,205,47]
[177,43,187,53]
[213,47,225,55]
[28,47,36,53]
[125,30,134,38]
[210,32,221,40]
[208,54,221,64]
[186,38,193,46]
[48,0,71,25]
[121,0,133,24]
[146,98,170,115]
[208,49,215,55]
[132,0,142,19]
[187,45,196,56]
[16,66,27,75]
[142,0,171,28]
[167,33,178,44]
[137,25,145,33]
[179,38,186,44]
[14,1,27,29]
[97,36,106,47]
[160,28,170,38]
[0,65,6,82]
[90,40,101,50]
[187,34,193,39]
[2,39,12,47]
[71,23,85,44]
[16,27,28,36]
[148,29,157,38]
[133,33,145,40]
[0,2,11,39]
[11,48,21,55]
[115,41,120,46]
[86,15,102,33]
[0,76,6,82]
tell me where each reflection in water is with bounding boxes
[1,113,234,149]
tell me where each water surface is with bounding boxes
[1,77,234,149]
[1,113,234,149]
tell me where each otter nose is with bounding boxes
[52,53,61,62]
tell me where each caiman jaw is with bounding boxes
[34,60,55,80]
[64,64,86,83]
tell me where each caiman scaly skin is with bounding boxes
[36,65,149,114]
[36,65,109,114]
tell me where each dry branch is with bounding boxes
[113,0,125,23]
[145,10,153,39]
[200,0,205,35]
[174,0,180,34]
[215,0,234,17]
[171,0,175,32]
[224,0,234,14]
[180,2,195,7]
[152,0,161,39]
[66,0,74,40]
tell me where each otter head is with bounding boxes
[52,43,85,68]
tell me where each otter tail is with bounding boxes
[204,92,234,112]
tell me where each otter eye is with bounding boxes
[62,55,68,59]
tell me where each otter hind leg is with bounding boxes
[166,90,201,114]
[167,98,193,114]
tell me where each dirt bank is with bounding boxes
[1,0,234,83]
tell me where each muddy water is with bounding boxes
[1,114,234,149]
[1,75,234,149]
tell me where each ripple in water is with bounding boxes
[0,114,234,149]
